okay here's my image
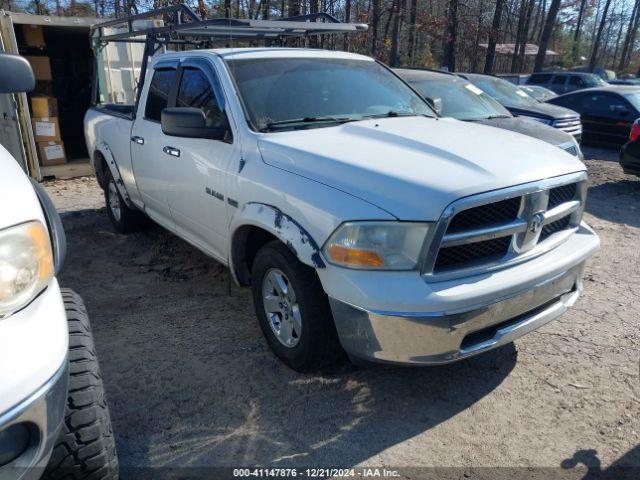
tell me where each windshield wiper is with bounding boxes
[484,114,511,119]
[260,116,354,132]
[359,111,434,120]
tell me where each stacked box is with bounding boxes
[31,113,66,166]
[23,25,46,48]
[36,141,67,166]
[25,56,52,81]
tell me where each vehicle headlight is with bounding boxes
[528,117,553,125]
[323,221,432,270]
[0,221,54,318]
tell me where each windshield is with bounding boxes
[407,76,511,120]
[469,76,539,107]
[225,57,434,131]
[622,92,640,112]
[582,74,608,87]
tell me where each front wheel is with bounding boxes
[251,241,342,372]
[44,289,119,480]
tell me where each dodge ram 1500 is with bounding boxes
[84,48,600,371]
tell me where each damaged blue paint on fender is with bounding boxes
[236,203,326,269]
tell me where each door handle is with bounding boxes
[131,136,144,145]
[163,146,180,157]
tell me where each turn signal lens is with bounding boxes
[327,245,384,267]
[323,221,432,270]
[0,221,54,318]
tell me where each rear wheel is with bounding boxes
[104,170,145,233]
[251,241,342,372]
[44,289,119,480]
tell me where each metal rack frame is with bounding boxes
[90,4,368,108]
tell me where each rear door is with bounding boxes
[162,58,238,258]
[130,62,179,222]
[567,75,587,93]
[550,75,568,94]
[579,93,634,144]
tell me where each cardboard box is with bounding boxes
[32,81,54,96]
[25,56,52,81]
[32,117,61,141]
[30,96,58,118]
[37,141,66,166]
[23,25,46,47]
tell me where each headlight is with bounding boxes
[0,221,54,318]
[528,117,553,126]
[323,221,432,270]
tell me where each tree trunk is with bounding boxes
[620,0,640,71]
[588,0,612,72]
[371,0,380,56]
[484,0,504,74]
[225,0,232,17]
[533,0,561,72]
[389,0,405,67]
[442,0,458,71]
[572,0,587,64]
[516,0,536,72]
[511,0,527,73]
[407,0,418,65]
[470,0,485,72]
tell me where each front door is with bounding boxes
[162,60,238,258]
[130,65,179,222]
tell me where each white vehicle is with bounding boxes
[85,12,599,371]
[0,53,117,480]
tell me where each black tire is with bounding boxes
[104,169,145,234]
[251,240,343,372]
[43,289,119,480]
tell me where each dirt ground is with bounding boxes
[44,147,639,479]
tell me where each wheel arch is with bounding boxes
[93,144,133,207]
[229,203,326,286]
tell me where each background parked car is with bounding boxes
[520,85,558,102]
[609,79,640,86]
[571,66,616,82]
[459,73,583,141]
[395,68,580,157]
[547,86,640,146]
[526,72,609,94]
[620,118,640,177]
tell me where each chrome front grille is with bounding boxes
[423,173,587,281]
[553,117,582,138]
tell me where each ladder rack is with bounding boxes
[90,3,368,44]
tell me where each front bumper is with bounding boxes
[324,222,599,365]
[0,360,68,480]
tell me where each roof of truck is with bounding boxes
[159,48,373,62]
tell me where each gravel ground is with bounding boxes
[44,147,639,479]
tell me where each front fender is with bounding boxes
[229,203,326,284]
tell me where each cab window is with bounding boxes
[145,68,177,122]
[176,68,227,129]
[551,75,567,85]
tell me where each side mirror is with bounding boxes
[0,53,35,94]
[161,107,227,141]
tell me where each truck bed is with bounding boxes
[94,104,135,120]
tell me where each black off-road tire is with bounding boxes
[251,240,343,372]
[43,289,119,480]
[104,169,145,234]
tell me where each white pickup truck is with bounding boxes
[84,48,600,371]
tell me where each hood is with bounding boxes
[475,116,574,148]
[257,116,585,220]
[505,101,579,120]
